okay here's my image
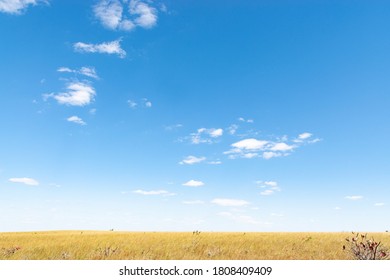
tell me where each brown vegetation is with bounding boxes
[1,231,389,260]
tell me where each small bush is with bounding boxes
[344,232,390,260]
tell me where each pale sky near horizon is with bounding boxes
[0,0,389,232]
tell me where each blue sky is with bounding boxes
[0,0,389,232]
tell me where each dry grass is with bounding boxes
[0,231,389,260]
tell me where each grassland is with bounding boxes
[1,231,389,260]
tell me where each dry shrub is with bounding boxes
[344,232,389,260]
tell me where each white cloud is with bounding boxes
[232,138,268,150]
[182,180,204,187]
[127,100,137,108]
[179,156,206,165]
[242,153,258,159]
[226,132,319,160]
[9,177,39,186]
[238,117,254,123]
[225,138,268,159]
[257,180,281,195]
[133,189,175,196]
[44,81,95,106]
[309,138,321,144]
[262,151,281,160]
[209,128,223,138]
[93,0,130,30]
[57,66,99,79]
[188,128,224,144]
[374,203,385,207]
[129,0,157,28]
[227,124,238,135]
[67,116,86,125]
[57,67,72,73]
[143,98,152,108]
[264,181,278,187]
[165,124,183,131]
[73,39,126,58]
[345,195,363,201]
[208,161,222,165]
[270,142,294,151]
[79,67,99,79]
[260,189,275,196]
[93,0,157,31]
[0,0,48,14]
[182,200,205,205]
[299,132,312,140]
[128,98,152,109]
[294,132,319,144]
[211,198,249,207]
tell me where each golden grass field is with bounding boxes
[0,231,389,260]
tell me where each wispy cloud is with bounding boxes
[225,132,318,160]
[127,100,138,108]
[133,189,175,196]
[207,160,222,165]
[165,124,183,131]
[0,0,48,15]
[238,117,254,123]
[182,180,204,187]
[185,128,224,144]
[67,116,86,125]
[345,195,363,201]
[9,177,39,186]
[93,0,158,31]
[227,124,238,135]
[298,132,312,140]
[211,198,249,207]
[143,98,152,108]
[73,39,126,58]
[257,181,281,196]
[179,156,206,165]
[127,98,152,109]
[374,202,385,207]
[44,81,96,106]
[57,66,99,79]
[79,67,99,79]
